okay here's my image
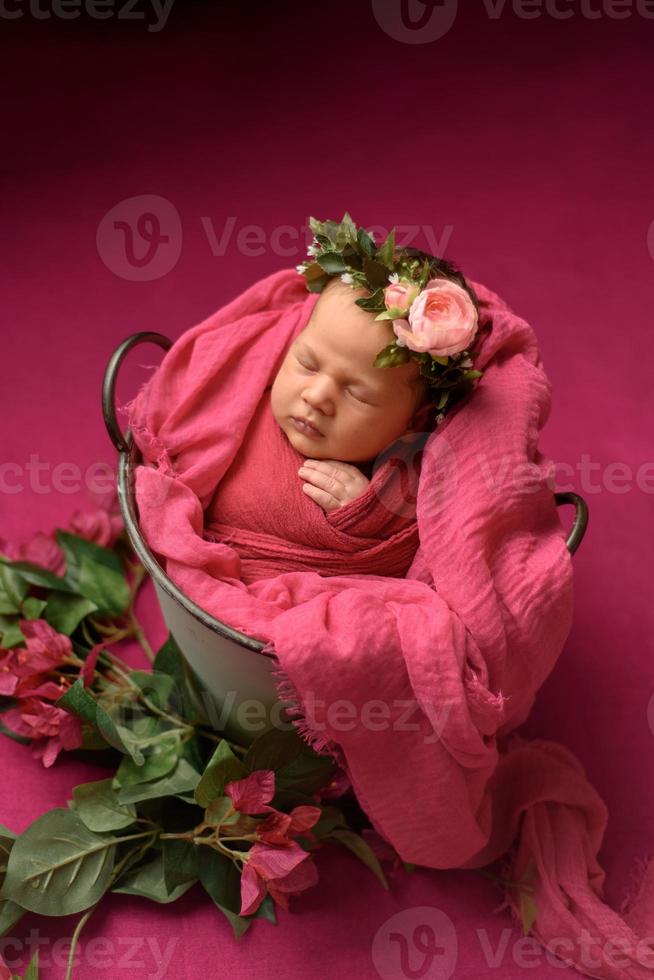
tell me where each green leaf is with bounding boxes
[327,828,389,890]
[44,593,98,635]
[162,838,199,894]
[244,728,307,772]
[153,634,197,723]
[519,889,538,936]
[199,848,250,936]
[0,716,31,746]
[0,563,29,614]
[373,344,411,370]
[55,531,130,616]
[56,679,138,760]
[0,808,117,916]
[275,748,336,798]
[376,227,396,270]
[72,779,137,832]
[363,256,393,290]
[0,616,25,649]
[0,557,75,593]
[357,227,376,258]
[112,854,196,904]
[310,806,348,841]
[116,759,201,805]
[23,948,39,980]
[129,670,174,712]
[316,252,348,275]
[0,898,24,938]
[20,597,47,620]
[114,735,180,788]
[204,796,239,828]
[194,740,247,808]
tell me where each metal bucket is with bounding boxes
[103,332,589,746]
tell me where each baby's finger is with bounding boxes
[298,464,345,498]
[301,482,339,512]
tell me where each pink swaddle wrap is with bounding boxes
[124,267,654,978]
[202,385,424,583]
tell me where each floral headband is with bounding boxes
[296,212,484,425]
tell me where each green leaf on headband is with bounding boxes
[363,256,392,290]
[316,252,348,275]
[355,288,385,312]
[376,227,396,270]
[357,227,376,257]
[335,212,358,249]
[373,344,411,370]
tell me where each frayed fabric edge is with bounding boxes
[263,642,346,768]
[620,852,654,918]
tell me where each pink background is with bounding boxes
[1,3,653,978]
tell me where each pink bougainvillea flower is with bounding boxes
[0,951,13,980]
[68,507,124,549]
[319,768,352,800]
[81,642,104,688]
[267,855,319,912]
[0,620,72,700]
[247,840,310,882]
[0,531,65,574]
[362,828,405,876]
[239,841,319,916]
[2,698,83,768]
[239,861,268,916]
[257,805,322,845]
[225,770,277,815]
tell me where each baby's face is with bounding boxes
[271,279,429,465]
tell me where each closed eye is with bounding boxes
[296,354,373,404]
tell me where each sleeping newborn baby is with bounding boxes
[270,277,434,514]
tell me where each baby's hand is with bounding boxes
[298,459,370,513]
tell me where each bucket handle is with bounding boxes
[555,491,589,555]
[102,332,173,454]
[103,332,589,555]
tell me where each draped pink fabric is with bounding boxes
[124,267,654,978]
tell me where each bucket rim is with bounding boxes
[118,435,265,655]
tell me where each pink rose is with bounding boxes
[383,278,420,315]
[393,278,478,358]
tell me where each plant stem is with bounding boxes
[127,607,155,663]
[64,906,96,980]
